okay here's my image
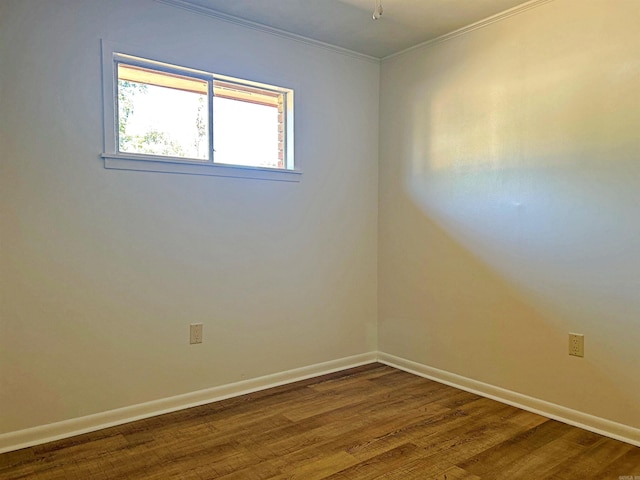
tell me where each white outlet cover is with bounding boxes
[190,323,203,344]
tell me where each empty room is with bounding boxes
[1,0,639,478]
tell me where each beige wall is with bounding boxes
[0,0,379,434]
[379,0,640,428]
[2,0,639,440]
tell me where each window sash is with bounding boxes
[114,57,289,168]
[102,40,298,180]
[117,64,283,108]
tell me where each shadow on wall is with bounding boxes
[394,14,640,425]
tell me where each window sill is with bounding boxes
[101,153,302,182]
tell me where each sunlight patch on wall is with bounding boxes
[403,15,640,335]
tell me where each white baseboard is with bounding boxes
[3,351,638,454]
[0,352,377,454]
[377,351,640,448]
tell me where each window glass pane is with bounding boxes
[117,64,209,160]
[213,96,280,169]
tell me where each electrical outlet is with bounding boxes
[568,333,584,357]
[190,323,203,344]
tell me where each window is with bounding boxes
[101,41,299,181]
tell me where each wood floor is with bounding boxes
[1,363,639,479]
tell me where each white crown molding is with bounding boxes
[382,0,555,62]
[378,352,640,448]
[156,0,554,64]
[155,0,380,64]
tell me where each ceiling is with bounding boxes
[175,0,533,58]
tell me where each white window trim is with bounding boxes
[101,40,301,182]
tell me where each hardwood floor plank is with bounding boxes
[408,422,529,475]
[307,365,399,392]
[596,447,640,477]
[270,450,357,480]
[1,363,637,480]
[539,436,636,479]
[215,460,282,480]
[457,419,575,475]
[437,466,482,480]
[489,436,590,480]
[324,443,422,480]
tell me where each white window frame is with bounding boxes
[101,40,300,182]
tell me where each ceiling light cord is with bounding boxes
[373,0,383,20]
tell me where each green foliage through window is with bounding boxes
[117,75,207,160]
